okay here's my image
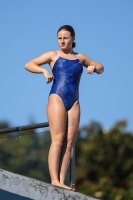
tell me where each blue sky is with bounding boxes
[0,1,133,132]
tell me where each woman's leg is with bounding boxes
[59,100,80,186]
[47,94,72,190]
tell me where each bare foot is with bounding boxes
[52,181,76,191]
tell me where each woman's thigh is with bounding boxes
[47,94,67,141]
[67,100,80,142]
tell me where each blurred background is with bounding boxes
[0,0,133,131]
[0,1,133,199]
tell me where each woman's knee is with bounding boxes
[51,134,65,149]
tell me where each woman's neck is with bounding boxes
[60,49,74,55]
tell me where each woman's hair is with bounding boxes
[57,25,76,48]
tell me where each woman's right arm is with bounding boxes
[25,51,55,83]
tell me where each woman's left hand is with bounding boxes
[86,65,96,74]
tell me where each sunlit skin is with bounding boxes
[25,29,104,191]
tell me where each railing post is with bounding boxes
[70,141,75,189]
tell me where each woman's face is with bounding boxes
[57,29,74,50]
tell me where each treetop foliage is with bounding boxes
[76,120,133,199]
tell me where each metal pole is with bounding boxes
[70,142,75,188]
[0,122,49,134]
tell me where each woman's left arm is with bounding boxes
[79,53,104,74]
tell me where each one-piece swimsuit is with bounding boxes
[49,51,83,111]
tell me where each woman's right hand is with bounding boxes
[43,69,54,84]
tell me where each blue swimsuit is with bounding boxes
[49,51,83,111]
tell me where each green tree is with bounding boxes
[75,120,133,200]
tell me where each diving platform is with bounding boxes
[0,169,99,200]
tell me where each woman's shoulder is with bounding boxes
[43,50,58,56]
[40,50,59,61]
[76,52,92,66]
[76,52,86,63]
[76,52,87,57]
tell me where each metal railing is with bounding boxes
[0,122,75,188]
[0,122,49,134]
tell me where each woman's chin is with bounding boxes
[60,46,71,51]
[60,46,66,49]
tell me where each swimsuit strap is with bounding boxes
[57,51,60,56]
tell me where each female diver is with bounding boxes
[25,25,104,191]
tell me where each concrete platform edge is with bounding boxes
[0,169,99,200]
